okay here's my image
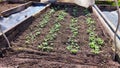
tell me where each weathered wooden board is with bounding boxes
[0,2,50,47]
[1,1,32,17]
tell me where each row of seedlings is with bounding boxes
[38,9,67,52]
[25,9,55,44]
[38,23,61,52]
[86,16,104,54]
[66,18,80,54]
[66,6,80,54]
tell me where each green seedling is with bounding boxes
[87,29,92,33]
[39,19,49,28]
[66,45,79,54]
[35,32,40,36]
[89,36,96,42]
[73,31,78,37]
[42,46,53,52]
[38,41,53,52]
[57,11,67,21]
[86,17,95,25]
[71,18,78,23]
[25,33,35,44]
[25,40,30,44]
[86,16,104,54]
[89,42,100,54]
[42,42,48,46]
[38,45,43,49]
[38,45,53,52]
[58,15,64,21]
[38,8,56,28]
[70,49,78,54]
[49,9,55,14]
[96,38,104,45]
[87,27,95,33]
[89,42,96,49]
[25,34,31,44]
[91,49,100,54]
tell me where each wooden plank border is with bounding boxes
[1,1,32,17]
[0,2,50,47]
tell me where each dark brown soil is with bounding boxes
[0,2,21,13]
[0,4,120,68]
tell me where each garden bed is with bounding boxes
[0,4,120,68]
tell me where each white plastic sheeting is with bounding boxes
[74,0,95,8]
[41,0,95,8]
[0,4,45,32]
[103,11,120,30]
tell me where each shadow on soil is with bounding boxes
[51,3,90,17]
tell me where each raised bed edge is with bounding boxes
[92,5,120,57]
[0,4,51,36]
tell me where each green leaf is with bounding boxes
[38,45,43,49]
[96,38,104,45]
[66,45,72,50]
[89,42,96,49]
[42,46,53,52]
[70,49,78,54]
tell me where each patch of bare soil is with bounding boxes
[0,2,21,13]
[0,4,119,68]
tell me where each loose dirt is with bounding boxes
[0,4,120,68]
